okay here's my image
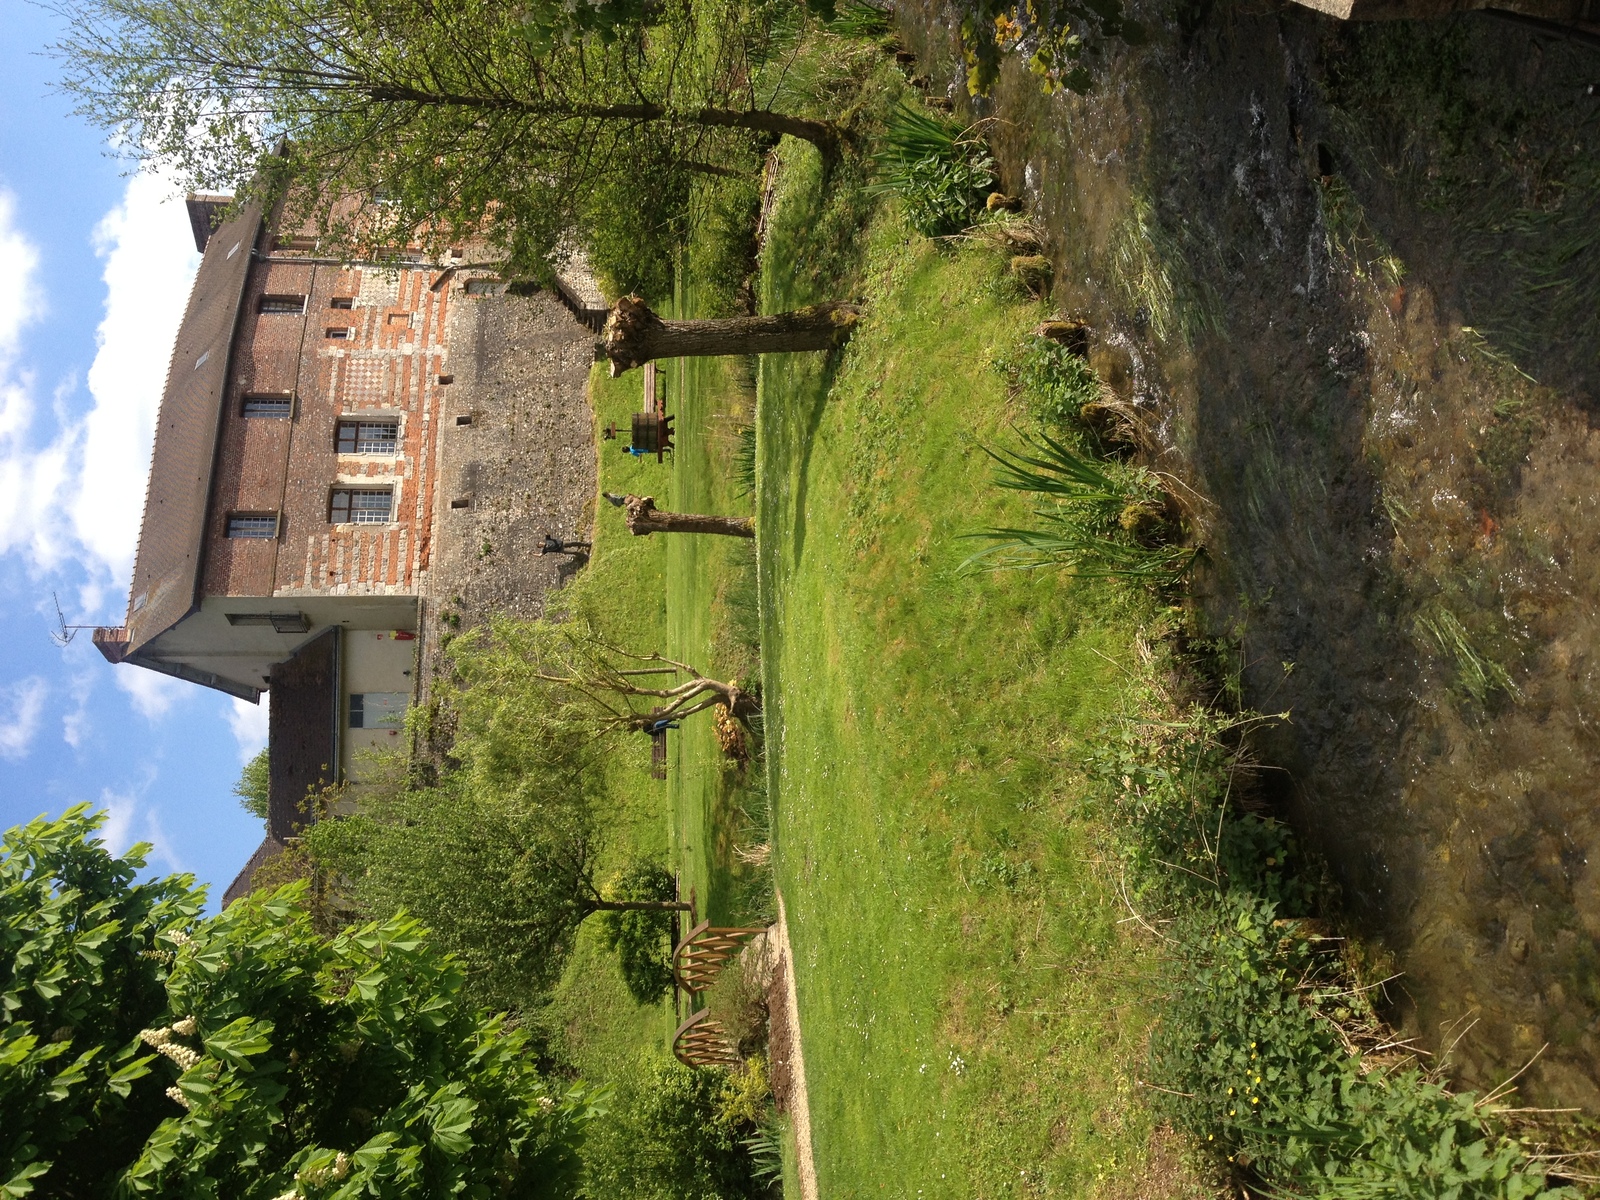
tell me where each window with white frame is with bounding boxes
[259,294,307,314]
[336,418,399,455]
[226,513,279,539]
[329,488,393,524]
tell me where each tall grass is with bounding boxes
[867,102,995,237]
[964,429,1195,583]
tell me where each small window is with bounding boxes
[336,419,399,455]
[330,488,393,525]
[350,692,408,729]
[273,236,316,252]
[386,312,412,327]
[226,612,309,633]
[259,294,307,314]
[464,279,502,296]
[325,327,353,340]
[330,296,354,309]
[226,513,279,539]
[242,393,293,418]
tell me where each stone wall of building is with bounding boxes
[418,286,599,690]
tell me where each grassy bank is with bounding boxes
[755,144,1200,1198]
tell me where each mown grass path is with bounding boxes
[755,148,1192,1199]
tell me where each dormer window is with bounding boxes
[336,419,399,455]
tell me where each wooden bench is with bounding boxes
[650,726,668,779]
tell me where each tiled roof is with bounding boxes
[123,197,265,657]
[221,834,287,906]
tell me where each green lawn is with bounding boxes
[755,145,1195,1198]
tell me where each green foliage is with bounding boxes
[952,0,1145,97]
[579,1055,768,1200]
[233,748,269,823]
[1415,607,1520,707]
[52,0,802,276]
[964,428,1194,583]
[867,103,994,238]
[822,0,891,38]
[581,139,693,303]
[1,807,590,1199]
[996,333,1102,428]
[597,860,678,1005]
[687,176,764,317]
[1092,714,1573,1199]
[302,780,599,1017]
[0,806,203,1198]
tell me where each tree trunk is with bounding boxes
[363,87,841,153]
[623,495,754,538]
[603,296,859,376]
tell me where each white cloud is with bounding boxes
[61,672,94,749]
[225,694,269,763]
[95,786,182,872]
[116,665,186,721]
[73,170,202,591]
[0,675,48,760]
[0,171,200,618]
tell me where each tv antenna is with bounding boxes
[50,591,100,648]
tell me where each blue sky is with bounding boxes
[0,0,268,903]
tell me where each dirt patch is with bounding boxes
[1097,1124,1229,1200]
[766,894,818,1200]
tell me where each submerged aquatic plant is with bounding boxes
[1416,607,1521,705]
[963,429,1194,583]
[868,103,995,238]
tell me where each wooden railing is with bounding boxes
[672,921,764,995]
[669,921,768,1068]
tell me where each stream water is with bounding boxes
[901,2,1600,1108]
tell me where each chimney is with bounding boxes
[92,627,131,664]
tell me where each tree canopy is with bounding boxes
[52,0,830,275]
[1,806,590,1199]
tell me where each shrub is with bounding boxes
[996,333,1104,429]
[1091,713,1576,1199]
[580,1055,769,1200]
[597,859,679,1006]
[0,807,590,1199]
[868,103,995,238]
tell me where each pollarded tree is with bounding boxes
[53,0,840,275]
[602,295,860,374]
[0,806,590,1199]
[615,493,756,539]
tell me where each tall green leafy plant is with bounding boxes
[868,103,995,238]
[1,807,591,1199]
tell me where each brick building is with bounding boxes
[95,191,602,881]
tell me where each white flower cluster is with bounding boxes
[139,1024,201,1070]
[297,1152,352,1186]
[168,931,193,946]
[171,1016,197,1037]
[165,1085,191,1110]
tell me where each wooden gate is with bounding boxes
[672,921,765,995]
[672,1008,745,1068]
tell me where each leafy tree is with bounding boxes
[1,806,591,1199]
[597,860,679,1005]
[301,784,689,1015]
[580,1054,769,1200]
[233,747,270,823]
[53,0,838,276]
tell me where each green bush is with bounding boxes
[580,1055,769,1200]
[996,333,1103,428]
[1090,714,1576,1199]
[0,807,590,1199]
[581,141,692,302]
[597,859,678,1005]
[868,103,994,238]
